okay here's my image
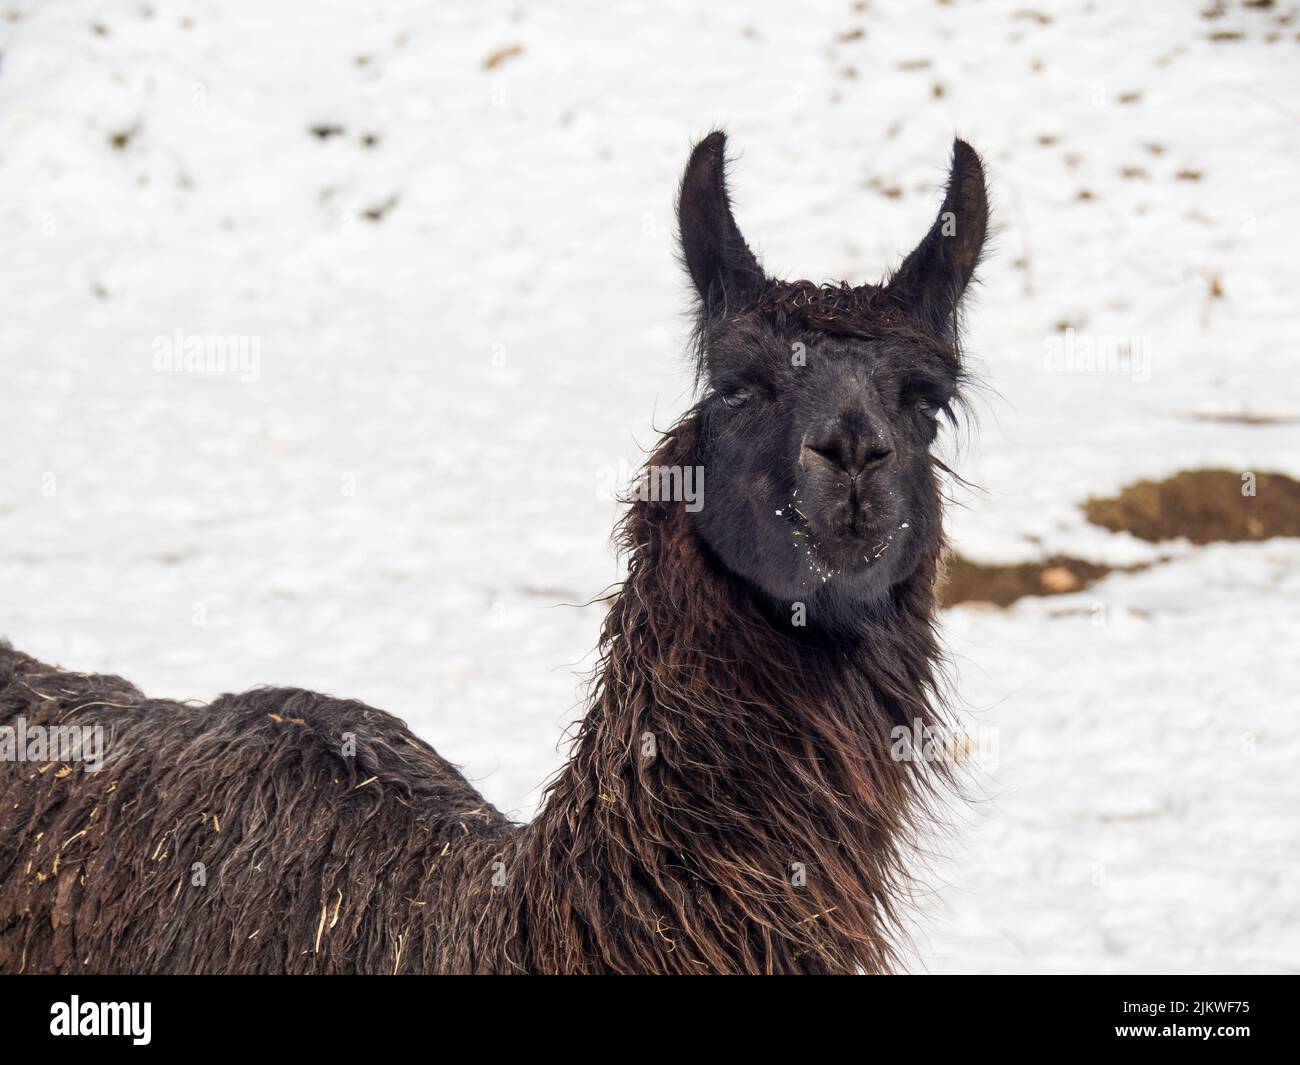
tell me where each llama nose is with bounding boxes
[804,422,894,477]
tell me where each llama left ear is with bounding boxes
[884,139,988,341]
[677,131,765,317]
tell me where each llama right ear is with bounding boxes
[884,139,989,341]
[677,131,764,317]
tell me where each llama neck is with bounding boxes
[519,416,950,974]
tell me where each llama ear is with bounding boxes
[677,131,764,317]
[884,139,988,341]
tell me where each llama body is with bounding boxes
[0,133,987,974]
[0,645,516,973]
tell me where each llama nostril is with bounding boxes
[807,443,843,468]
[861,446,895,471]
[805,440,894,476]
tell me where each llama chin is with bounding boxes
[0,131,988,974]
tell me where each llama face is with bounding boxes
[693,320,955,609]
[677,132,988,622]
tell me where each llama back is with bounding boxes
[0,643,519,974]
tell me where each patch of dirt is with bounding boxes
[361,194,399,222]
[1084,469,1300,544]
[109,125,139,150]
[937,554,1131,608]
[942,468,1300,607]
[1183,412,1300,426]
[483,45,524,70]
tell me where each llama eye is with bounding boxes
[721,388,751,409]
[916,398,942,420]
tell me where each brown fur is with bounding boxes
[0,412,952,975]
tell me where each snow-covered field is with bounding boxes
[1,1,1297,972]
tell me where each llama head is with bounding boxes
[677,131,988,626]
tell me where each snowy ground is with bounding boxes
[1,1,1297,973]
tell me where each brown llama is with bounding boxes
[0,131,988,974]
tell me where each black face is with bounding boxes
[695,324,956,608]
[676,132,988,624]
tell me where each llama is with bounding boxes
[0,132,988,974]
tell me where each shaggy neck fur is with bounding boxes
[513,412,951,974]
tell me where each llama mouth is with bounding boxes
[815,519,913,576]
[776,489,907,582]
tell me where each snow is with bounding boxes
[1,0,1297,973]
